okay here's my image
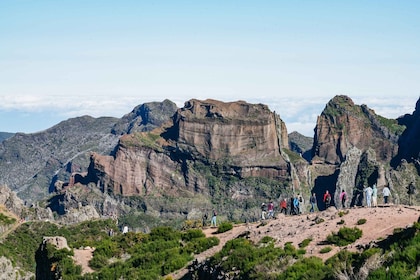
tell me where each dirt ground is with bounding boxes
[73,204,420,278]
[170,204,420,279]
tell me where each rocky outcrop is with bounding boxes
[111,99,178,135]
[35,236,72,280]
[394,97,420,166]
[90,99,291,198]
[0,116,120,202]
[312,95,400,165]
[174,99,288,164]
[0,256,33,280]
[0,185,25,217]
[334,147,362,207]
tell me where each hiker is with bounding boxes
[267,201,274,219]
[364,185,373,207]
[323,190,331,209]
[407,182,415,205]
[280,198,288,214]
[293,195,300,215]
[339,189,347,209]
[122,225,128,234]
[383,185,391,204]
[309,193,317,212]
[297,193,304,214]
[372,184,378,207]
[289,197,295,215]
[202,212,208,227]
[211,210,217,227]
[261,203,267,220]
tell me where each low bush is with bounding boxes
[357,218,367,225]
[216,221,233,233]
[298,238,312,248]
[327,227,362,246]
[320,246,332,254]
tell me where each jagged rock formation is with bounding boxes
[312,95,401,165]
[84,99,293,223]
[288,131,313,161]
[0,100,178,203]
[311,95,418,207]
[35,236,72,280]
[0,256,33,280]
[0,184,25,217]
[90,99,290,195]
[111,99,178,135]
[0,116,120,202]
[394,97,420,166]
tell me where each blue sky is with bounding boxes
[0,1,419,136]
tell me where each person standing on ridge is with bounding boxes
[261,203,267,220]
[280,198,288,214]
[339,189,347,209]
[372,184,378,207]
[211,210,217,227]
[297,193,304,214]
[267,201,274,219]
[309,193,317,212]
[364,185,373,207]
[323,190,331,209]
[383,185,391,204]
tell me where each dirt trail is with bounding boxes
[168,204,420,279]
[73,248,95,275]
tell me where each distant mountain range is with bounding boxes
[0,95,419,231]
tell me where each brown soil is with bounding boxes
[72,204,420,277]
[168,204,420,279]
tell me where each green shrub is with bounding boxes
[320,246,332,254]
[357,218,367,225]
[182,229,205,242]
[260,236,275,244]
[298,238,312,248]
[0,213,16,225]
[337,219,345,225]
[89,254,109,270]
[327,227,362,246]
[216,221,233,233]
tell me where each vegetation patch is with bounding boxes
[298,238,312,248]
[327,227,362,246]
[320,246,332,254]
[0,212,16,225]
[216,221,233,233]
[357,218,367,225]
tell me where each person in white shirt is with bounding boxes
[383,186,391,204]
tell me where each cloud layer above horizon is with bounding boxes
[0,94,417,137]
[0,1,419,135]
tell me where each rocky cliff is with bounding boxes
[0,100,178,203]
[85,99,293,224]
[90,99,291,195]
[311,95,418,208]
[312,95,401,165]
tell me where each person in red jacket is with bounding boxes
[280,198,287,215]
[323,190,331,209]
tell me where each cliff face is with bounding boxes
[90,99,291,199]
[313,95,400,165]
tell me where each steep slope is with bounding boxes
[85,99,293,224]
[288,131,313,161]
[310,95,418,209]
[394,97,420,167]
[0,116,120,202]
[0,100,178,203]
